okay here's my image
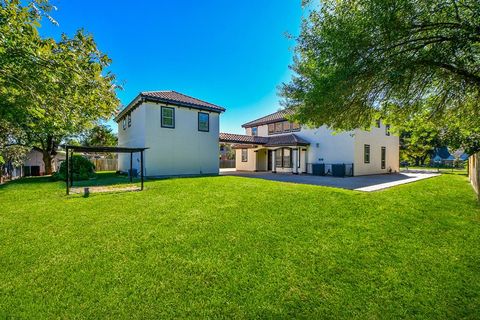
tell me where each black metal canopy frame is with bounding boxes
[64,145,148,195]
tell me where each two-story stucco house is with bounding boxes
[115,91,225,177]
[220,109,399,176]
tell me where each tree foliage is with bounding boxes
[0,0,119,174]
[393,111,442,165]
[282,0,480,132]
[81,124,117,147]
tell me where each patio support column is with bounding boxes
[292,148,298,174]
[140,150,144,191]
[272,149,276,173]
[129,152,133,182]
[66,147,69,195]
[70,148,74,187]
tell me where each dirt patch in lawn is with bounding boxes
[70,185,140,194]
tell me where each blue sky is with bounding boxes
[39,1,304,134]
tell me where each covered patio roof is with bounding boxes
[63,145,148,195]
[62,145,148,153]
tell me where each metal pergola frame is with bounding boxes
[64,145,148,195]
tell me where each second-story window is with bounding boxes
[274,122,283,133]
[291,122,301,131]
[198,112,209,132]
[385,124,391,136]
[122,118,127,130]
[268,124,274,135]
[252,127,258,136]
[128,114,131,127]
[376,119,381,128]
[161,107,175,128]
[268,121,301,135]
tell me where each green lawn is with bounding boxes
[1,173,479,319]
[401,166,468,174]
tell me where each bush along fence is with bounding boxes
[469,152,480,200]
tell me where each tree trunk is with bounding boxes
[42,151,54,175]
[39,135,59,175]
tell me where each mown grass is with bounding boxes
[0,173,479,319]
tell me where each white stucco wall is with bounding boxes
[249,125,355,173]
[295,127,355,172]
[235,148,258,171]
[117,102,221,177]
[241,122,399,176]
[117,104,147,173]
[353,123,400,176]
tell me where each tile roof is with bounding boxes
[242,109,295,128]
[115,90,225,121]
[219,133,309,147]
[264,134,310,147]
[141,91,225,112]
[219,133,268,144]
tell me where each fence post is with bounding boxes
[476,153,480,201]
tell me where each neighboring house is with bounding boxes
[1,147,65,181]
[23,147,65,176]
[1,162,23,181]
[431,147,455,166]
[430,147,469,166]
[115,90,225,177]
[220,109,399,176]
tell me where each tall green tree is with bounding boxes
[81,124,117,147]
[0,0,119,174]
[282,0,480,132]
[387,113,440,166]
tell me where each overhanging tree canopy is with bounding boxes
[282,0,480,133]
[0,0,120,174]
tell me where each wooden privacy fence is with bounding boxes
[220,159,235,168]
[91,158,118,172]
[469,152,479,200]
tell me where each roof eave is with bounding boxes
[242,118,287,128]
[114,94,142,122]
[264,142,310,147]
[142,95,225,113]
[114,93,226,123]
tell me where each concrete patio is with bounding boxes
[220,169,439,192]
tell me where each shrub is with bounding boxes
[54,155,96,181]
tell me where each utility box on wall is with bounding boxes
[332,164,346,177]
[312,163,325,176]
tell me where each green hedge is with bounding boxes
[54,155,96,181]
